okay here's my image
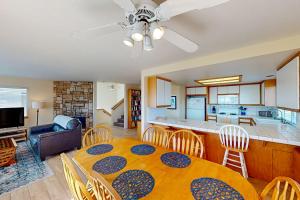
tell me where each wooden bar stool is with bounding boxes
[219,125,249,178]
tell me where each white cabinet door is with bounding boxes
[240,84,261,105]
[186,87,196,95]
[277,57,300,109]
[156,79,165,106]
[218,86,239,94]
[195,87,207,95]
[164,81,171,106]
[209,87,218,104]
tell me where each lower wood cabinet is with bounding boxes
[193,131,300,182]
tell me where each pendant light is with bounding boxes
[150,22,164,40]
[143,34,153,51]
[123,35,134,47]
[131,22,144,42]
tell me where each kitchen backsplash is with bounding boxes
[207,105,276,116]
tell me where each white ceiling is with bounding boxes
[161,50,298,86]
[0,0,300,83]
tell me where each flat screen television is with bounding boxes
[0,107,24,129]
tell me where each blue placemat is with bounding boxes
[87,144,113,155]
[93,156,127,175]
[160,152,191,168]
[191,178,244,200]
[131,144,156,155]
[112,170,155,200]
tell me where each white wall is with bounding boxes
[94,82,125,126]
[145,82,186,124]
[165,84,186,119]
[0,76,53,127]
[96,82,124,112]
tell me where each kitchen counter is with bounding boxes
[148,118,300,146]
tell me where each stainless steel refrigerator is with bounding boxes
[186,96,206,121]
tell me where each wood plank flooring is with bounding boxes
[0,126,268,200]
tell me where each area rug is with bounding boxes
[0,141,53,195]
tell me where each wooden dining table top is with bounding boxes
[73,138,259,200]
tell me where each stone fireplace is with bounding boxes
[53,81,93,129]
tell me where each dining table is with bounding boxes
[73,138,259,200]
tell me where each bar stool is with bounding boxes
[218,125,249,178]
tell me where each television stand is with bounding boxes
[0,127,27,142]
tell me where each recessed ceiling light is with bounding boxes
[195,75,242,85]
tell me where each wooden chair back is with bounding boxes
[142,125,169,148]
[60,153,93,200]
[168,129,204,158]
[89,171,121,200]
[219,125,249,152]
[82,125,112,147]
[260,176,300,200]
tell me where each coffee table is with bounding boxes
[0,138,17,167]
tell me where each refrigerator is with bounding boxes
[186,96,206,121]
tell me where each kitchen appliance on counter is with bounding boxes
[186,96,206,121]
[211,106,216,114]
[258,111,273,118]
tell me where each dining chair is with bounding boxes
[82,124,113,147]
[60,153,93,200]
[260,176,300,200]
[142,125,169,148]
[218,125,249,178]
[168,129,204,158]
[88,171,121,200]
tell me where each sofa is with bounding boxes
[29,115,82,161]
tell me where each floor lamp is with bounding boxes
[32,101,45,126]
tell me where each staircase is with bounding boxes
[113,115,124,128]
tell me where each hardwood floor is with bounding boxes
[0,126,268,200]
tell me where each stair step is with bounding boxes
[113,122,124,127]
[118,118,124,123]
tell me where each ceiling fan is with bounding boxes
[77,0,230,53]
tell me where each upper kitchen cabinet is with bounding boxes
[217,86,239,94]
[277,53,300,111]
[261,79,276,107]
[186,87,207,95]
[209,87,218,104]
[148,76,172,108]
[240,84,261,105]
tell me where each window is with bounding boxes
[0,88,28,116]
[278,109,297,125]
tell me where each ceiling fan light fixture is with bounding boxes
[150,23,164,40]
[131,22,144,42]
[143,34,153,51]
[123,36,134,47]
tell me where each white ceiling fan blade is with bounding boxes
[71,23,122,39]
[113,0,136,13]
[156,0,230,20]
[163,28,198,53]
